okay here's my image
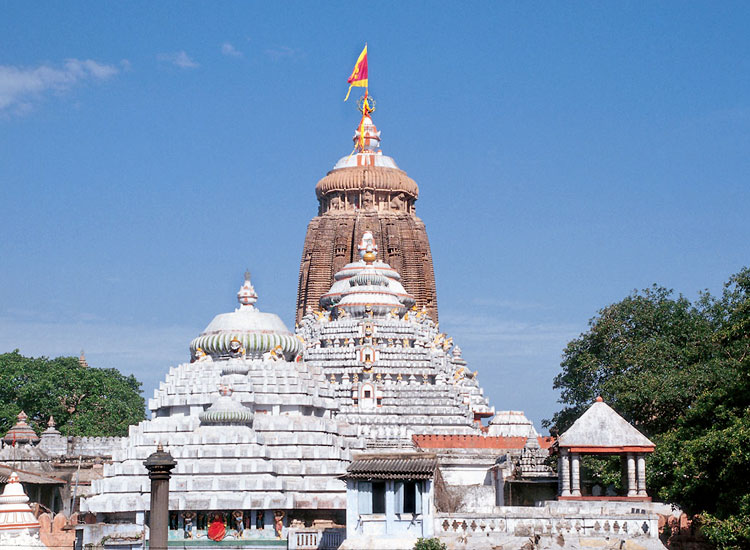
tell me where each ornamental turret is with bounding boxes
[0,472,45,548]
[320,232,416,319]
[2,412,39,446]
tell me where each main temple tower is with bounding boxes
[296,99,438,322]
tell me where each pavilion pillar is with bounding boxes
[144,444,177,550]
[626,453,636,497]
[570,453,582,497]
[559,449,571,497]
[636,454,647,497]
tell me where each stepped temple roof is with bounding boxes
[297,233,493,447]
[2,412,39,446]
[82,274,363,515]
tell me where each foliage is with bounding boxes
[547,267,750,549]
[413,538,447,550]
[0,350,146,437]
[580,455,623,493]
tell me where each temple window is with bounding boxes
[395,481,423,514]
[358,481,386,514]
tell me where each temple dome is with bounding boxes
[316,167,419,200]
[316,111,419,199]
[199,386,254,426]
[2,412,39,446]
[190,273,302,360]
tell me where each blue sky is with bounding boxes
[1,3,748,429]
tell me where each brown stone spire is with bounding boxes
[296,99,437,322]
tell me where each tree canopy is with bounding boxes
[547,267,750,549]
[0,350,146,437]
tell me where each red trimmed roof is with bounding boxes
[413,434,554,450]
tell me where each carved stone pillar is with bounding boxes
[626,453,636,497]
[560,449,571,497]
[637,454,647,496]
[144,444,177,550]
[570,453,582,497]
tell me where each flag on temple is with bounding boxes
[344,45,368,101]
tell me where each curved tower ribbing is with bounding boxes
[296,105,438,323]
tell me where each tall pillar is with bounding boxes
[637,454,647,497]
[559,449,571,497]
[626,453,636,497]
[144,444,177,550]
[570,453,582,497]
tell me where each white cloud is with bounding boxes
[264,46,302,61]
[221,42,242,58]
[157,50,199,69]
[0,58,118,113]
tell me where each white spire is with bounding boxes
[237,270,258,308]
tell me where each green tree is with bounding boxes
[547,268,750,549]
[413,538,447,550]
[0,350,146,437]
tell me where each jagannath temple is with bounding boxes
[296,96,438,323]
[1,59,678,549]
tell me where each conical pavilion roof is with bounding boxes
[558,398,655,451]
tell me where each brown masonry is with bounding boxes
[296,165,438,323]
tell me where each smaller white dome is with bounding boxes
[190,273,302,360]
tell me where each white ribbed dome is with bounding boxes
[190,274,302,360]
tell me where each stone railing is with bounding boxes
[287,528,345,550]
[435,502,662,547]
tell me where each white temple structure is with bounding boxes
[297,232,494,447]
[80,273,363,547]
[0,472,46,549]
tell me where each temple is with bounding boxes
[297,232,493,447]
[79,274,363,547]
[296,98,438,323]
[0,91,679,550]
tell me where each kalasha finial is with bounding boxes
[48,416,56,428]
[237,271,258,307]
[357,231,378,263]
[595,396,603,403]
[218,384,233,397]
[17,411,28,423]
[156,443,164,452]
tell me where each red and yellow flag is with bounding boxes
[344,45,368,101]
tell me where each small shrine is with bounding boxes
[0,472,46,548]
[556,397,655,501]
